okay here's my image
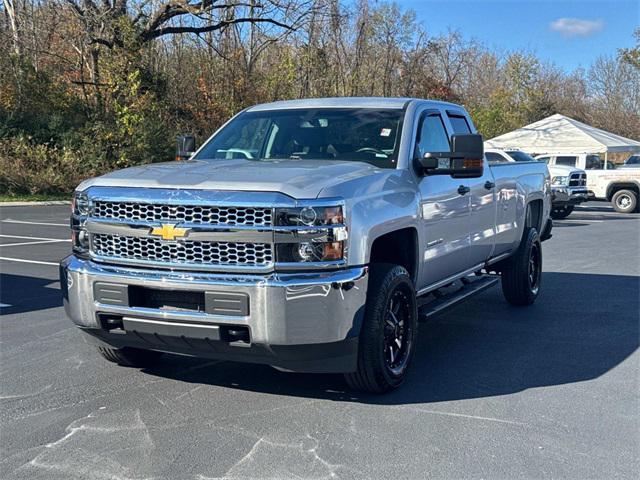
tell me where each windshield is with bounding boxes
[506,151,536,162]
[193,108,404,168]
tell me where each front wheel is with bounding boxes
[550,205,574,219]
[344,264,418,393]
[501,228,542,306]
[611,189,637,214]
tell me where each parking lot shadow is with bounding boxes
[0,273,62,315]
[143,271,639,405]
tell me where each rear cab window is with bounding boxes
[556,156,578,167]
[486,152,510,164]
[446,112,472,135]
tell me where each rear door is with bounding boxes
[416,110,471,289]
[445,111,496,265]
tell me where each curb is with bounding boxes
[0,201,71,207]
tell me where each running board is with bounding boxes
[417,274,500,321]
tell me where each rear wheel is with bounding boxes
[501,228,542,306]
[344,264,417,393]
[550,205,574,219]
[611,189,637,214]
[96,346,163,367]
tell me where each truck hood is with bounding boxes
[79,159,382,199]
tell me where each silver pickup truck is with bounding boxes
[61,97,552,392]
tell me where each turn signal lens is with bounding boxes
[277,241,344,263]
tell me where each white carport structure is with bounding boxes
[485,114,640,164]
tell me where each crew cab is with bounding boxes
[61,98,552,393]
[485,148,588,219]
[536,153,640,213]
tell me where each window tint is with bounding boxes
[627,155,640,165]
[585,155,603,169]
[505,151,536,162]
[556,156,577,166]
[447,114,471,134]
[537,156,551,164]
[194,108,404,168]
[415,114,450,158]
[486,152,509,164]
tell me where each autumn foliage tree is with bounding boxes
[1,0,638,195]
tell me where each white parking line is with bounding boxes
[0,239,67,248]
[0,257,59,266]
[0,234,70,242]
[1,219,68,227]
[560,219,604,223]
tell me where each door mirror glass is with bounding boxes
[418,134,484,178]
[176,134,196,161]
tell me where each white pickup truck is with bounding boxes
[535,153,640,213]
[61,97,552,392]
[486,149,588,219]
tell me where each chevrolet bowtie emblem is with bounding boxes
[151,224,189,241]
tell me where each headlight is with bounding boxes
[71,228,90,255]
[72,191,90,215]
[276,241,344,263]
[275,205,346,264]
[71,191,90,257]
[551,176,569,186]
[275,206,343,226]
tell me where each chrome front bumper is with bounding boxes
[552,186,589,206]
[60,256,368,372]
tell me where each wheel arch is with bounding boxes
[368,227,419,285]
[525,198,544,233]
[606,182,640,201]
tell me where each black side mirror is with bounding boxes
[418,134,484,178]
[176,134,196,161]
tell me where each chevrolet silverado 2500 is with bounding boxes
[61,98,552,392]
[485,148,588,219]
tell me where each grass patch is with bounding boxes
[0,193,71,203]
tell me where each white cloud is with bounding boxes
[549,18,604,38]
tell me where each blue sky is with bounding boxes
[398,0,639,71]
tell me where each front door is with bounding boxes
[416,111,471,290]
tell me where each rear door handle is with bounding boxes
[484,181,495,190]
[457,185,470,195]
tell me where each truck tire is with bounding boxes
[611,189,637,214]
[501,228,541,306]
[550,206,574,219]
[96,346,163,367]
[344,263,417,393]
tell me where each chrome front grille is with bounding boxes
[91,234,273,267]
[569,173,587,187]
[93,201,272,227]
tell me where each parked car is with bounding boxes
[535,153,640,213]
[620,155,640,168]
[61,97,552,393]
[485,148,588,219]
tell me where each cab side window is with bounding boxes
[585,155,603,169]
[556,156,577,167]
[486,152,508,164]
[537,156,551,164]
[415,113,450,159]
[447,114,472,135]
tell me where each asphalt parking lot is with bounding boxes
[1,201,638,479]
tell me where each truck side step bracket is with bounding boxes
[417,275,500,321]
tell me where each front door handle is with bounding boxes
[484,181,495,190]
[457,185,470,195]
